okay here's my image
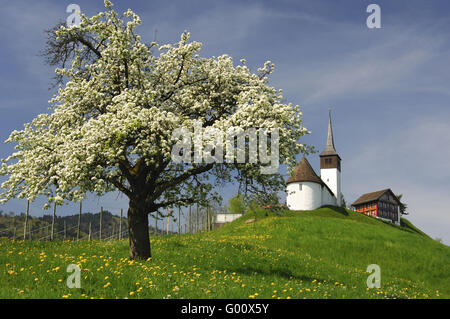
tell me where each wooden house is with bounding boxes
[351,189,401,225]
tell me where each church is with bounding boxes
[286,111,342,210]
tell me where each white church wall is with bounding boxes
[286,182,322,210]
[321,186,337,206]
[320,168,341,205]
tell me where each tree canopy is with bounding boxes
[0,1,309,259]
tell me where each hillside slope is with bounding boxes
[1,206,449,299]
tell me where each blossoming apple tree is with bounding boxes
[0,1,309,259]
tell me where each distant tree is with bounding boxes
[340,193,347,208]
[248,192,279,207]
[396,194,408,215]
[227,194,246,214]
[246,192,284,216]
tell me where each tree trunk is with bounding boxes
[128,199,151,260]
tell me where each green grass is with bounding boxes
[1,206,449,299]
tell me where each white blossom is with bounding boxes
[0,1,309,208]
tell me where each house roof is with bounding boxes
[351,188,401,206]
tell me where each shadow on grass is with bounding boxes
[230,265,319,283]
[321,205,349,216]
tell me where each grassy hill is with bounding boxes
[1,206,449,299]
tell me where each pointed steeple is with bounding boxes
[320,108,338,156]
[319,109,342,204]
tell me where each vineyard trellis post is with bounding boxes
[77,201,82,241]
[189,205,192,233]
[23,200,29,241]
[178,206,181,235]
[99,206,103,240]
[166,208,170,235]
[112,223,115,239]
[206,204,210,232]
[119,208,123,240]
[196,203,199,233]
[51,202,56,241]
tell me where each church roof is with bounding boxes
[287,157,336,197]
[320,109,339,157]
[351,189,401,206]
[287,157,324,184]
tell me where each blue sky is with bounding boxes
[1,0,449,244]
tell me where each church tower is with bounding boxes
[320,110,342,205]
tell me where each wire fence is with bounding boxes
[0,202,219,242]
